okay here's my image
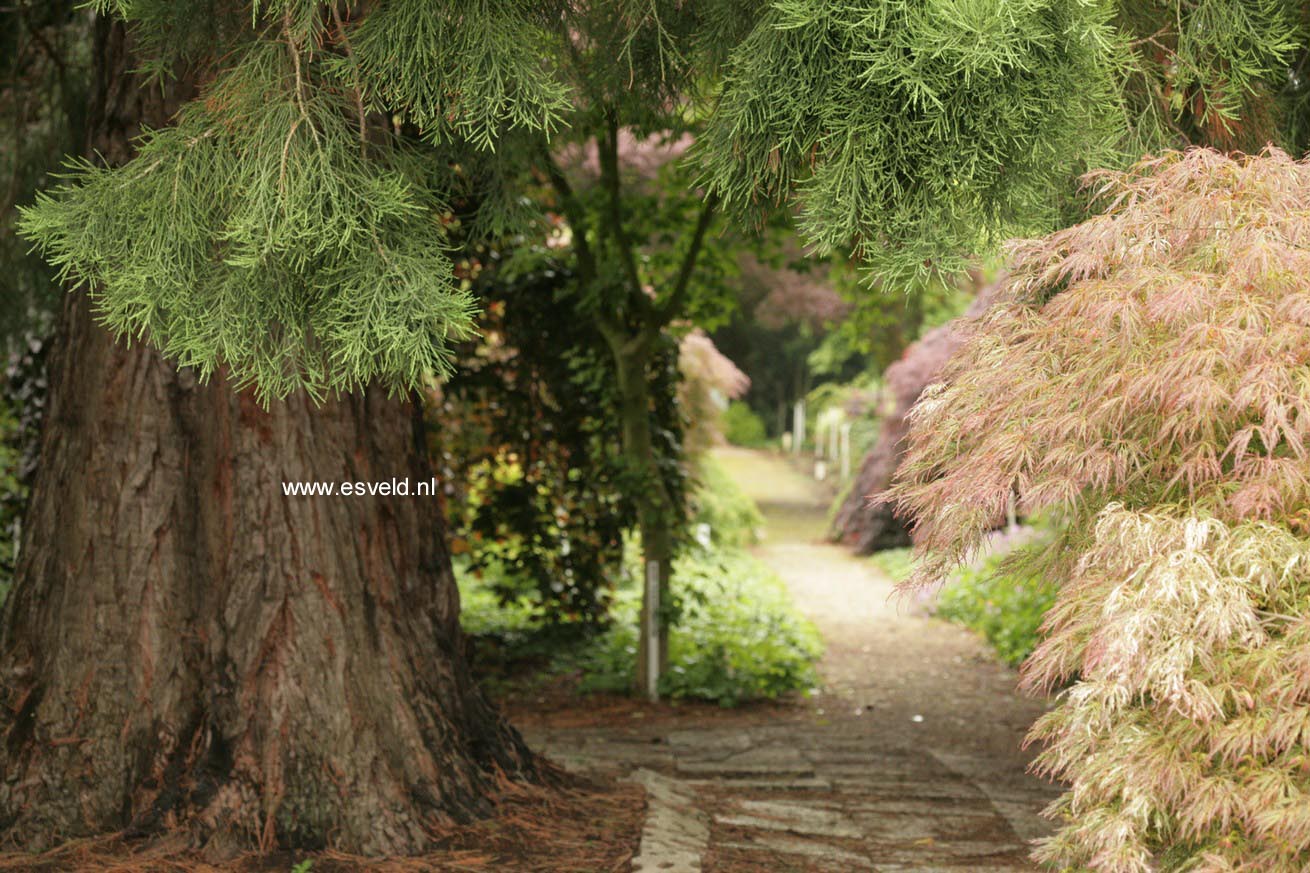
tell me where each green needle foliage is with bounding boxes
[23,40,474,400]
[699,0,1308,286]
[1115,0,1303,153]
[16,0,570,401]
[349,0,570,150]
[18,0,1306,400]
[698,0,1125,283]
[886,149,1310,870]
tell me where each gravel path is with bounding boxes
[523,448,1060,871]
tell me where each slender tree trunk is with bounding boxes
[0,17,533,856]
[613,344,672,699]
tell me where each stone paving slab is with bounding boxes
[716,799,864,840]
[687,776,834,792]
[717,835,876,869]
[631,768,710,873]
[526,726,1045,871]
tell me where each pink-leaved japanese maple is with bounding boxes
[886,148,1310,872]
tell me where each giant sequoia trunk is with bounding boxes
[0,18,533,855]
[830,281,1000,554]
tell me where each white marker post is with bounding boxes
[793,400,806,455]
[645,559,661,702]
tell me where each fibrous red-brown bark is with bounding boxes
[830,282,1000,554]
[0,17,533,855]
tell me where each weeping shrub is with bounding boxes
[885,148,1310,872]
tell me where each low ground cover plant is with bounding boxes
[689,454,765,548]
[722,401,768,447]
[936,551,1058,668]
[458,545,821,707]
[872,540,1057,667]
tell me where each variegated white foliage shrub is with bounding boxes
[1029,507,1310,870]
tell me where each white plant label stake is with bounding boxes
[646,559,661,702]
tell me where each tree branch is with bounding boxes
[329,2,368,158]
[598,109,645,301]
[537,143,596,284]
[650,190,720,333]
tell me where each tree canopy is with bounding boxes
[26,0,1305,401]
[701,0,1307,284]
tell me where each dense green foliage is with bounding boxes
[869,542,1057,668]
[687,454,764,548]
[699,0,1124,282]
[23,1,1302,400]
[1115,1,1305,153]
[721,401,768,447]
[457,472,817,707]
[21,40,480,401]
[15,0,573,399]
[12,0,1308,402]
[887,150,1310,871]
[702,1,1309,288]
[436,262,685,624]
[577,548,822,706]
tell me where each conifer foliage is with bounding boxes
[18,0,566,400]
[698,0,1124,281]
[699,1,1310,286]
[886,149,1310,871]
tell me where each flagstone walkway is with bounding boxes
[521,448,1061,872]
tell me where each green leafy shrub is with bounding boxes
[936,552,1057,667]
[437,263,686,626]
[459,545,821,707]
[721,401,767,447]
[582,549,821,705]
[886,150,1310,871]
[690,455,764,548]
[454,556,538,641]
